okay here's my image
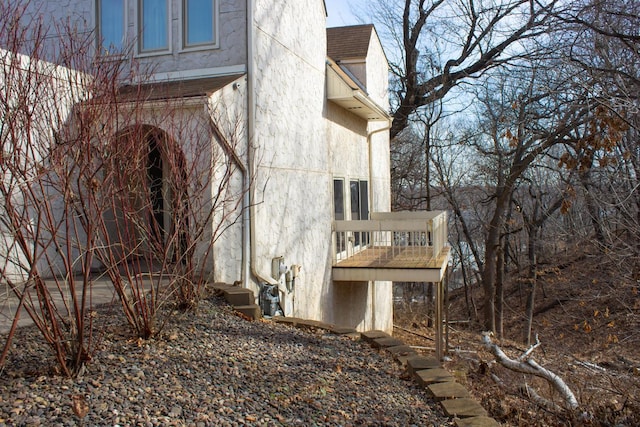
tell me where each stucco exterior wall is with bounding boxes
[10,0,394,333]
[251,0,330,320]
[248,1,393,331]
[0,49,89,281]
[364,33,389,108]
[208,77,248,284]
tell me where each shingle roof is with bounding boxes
[326,24,374,61]
[118,74,244,102]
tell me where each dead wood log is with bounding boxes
[482,332,579,411]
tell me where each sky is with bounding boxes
[324,0,370,28]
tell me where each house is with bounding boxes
[2,0,449,334]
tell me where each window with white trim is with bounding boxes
[183,0,217,48]
[96,0,124,55]
[139,0,169,53]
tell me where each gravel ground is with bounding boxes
[0,296,452,426]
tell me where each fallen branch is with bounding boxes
[482,332,579,411]
[393,324,434,341]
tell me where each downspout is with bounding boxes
[246,0,278,287]
[367,119,391,215]
[367,118,391,329]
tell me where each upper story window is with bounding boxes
[139,0,170,53]
[183,0,217,48]
[96,0,124,55]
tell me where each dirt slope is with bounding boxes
[394,247,640,426]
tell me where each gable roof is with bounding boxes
[326,24,374,61]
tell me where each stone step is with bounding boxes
[272,316,359,338]
[223,288,255,306]
[372,336,405,349]
[360,330,390,343]
[234,304,261,321]
[428,381,471,400]
[415,368,454,386]
[385,345,417,360]
[271,317,326,330]
[455,416,501,427]
[440,398,488,418]
[406,355,441,374]
[329,326,358,336]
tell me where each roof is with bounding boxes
[118,74,244,102]
[326,24,374,61]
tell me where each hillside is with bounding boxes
[394,245,640,426]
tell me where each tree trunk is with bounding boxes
[482,206,506,332]
[524,226,538,345]
[496,242,505,339]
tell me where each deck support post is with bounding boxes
[435,279,443,360]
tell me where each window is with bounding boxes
[96,0,124,54]
[333,179,345,253]
[183,0,216,47]
[139,0,169,52]
[350,180,369,246]
[333,179,344,221]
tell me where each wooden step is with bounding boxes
[234,304,261,321]
[223,288,255,306]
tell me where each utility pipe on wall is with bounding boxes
[246,0,278,287]
[367,119,391,330]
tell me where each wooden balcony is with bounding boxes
[332,211,450,283]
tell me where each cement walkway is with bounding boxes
[0,276,130,334]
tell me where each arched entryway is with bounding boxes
[112,124,189,263]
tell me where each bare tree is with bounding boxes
[0,0,247,373]
[0,1,111,375]
[366,0,560,139]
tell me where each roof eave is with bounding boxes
[326,60,390,122]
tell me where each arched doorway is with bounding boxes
[147,129,166,241]
[112,124,188,263]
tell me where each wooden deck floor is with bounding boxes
[335,246,450,269]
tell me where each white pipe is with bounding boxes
[366,119,391,215]
[246,0,277,287]
[367,119,391,329]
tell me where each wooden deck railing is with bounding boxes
[332,211,448,269]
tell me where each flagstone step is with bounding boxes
[372,336,405,349]
[415,368,454,386]
[454,416,501,427]
[384,345,417,359]
[360,330,390,343]
[428,381,471,400]
[406,355,441,374]
[272,317,358,337]
[441,398,488,418]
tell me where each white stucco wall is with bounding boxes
[208,77,249,284]
[249,0,393,332]
[12,0,394,332]
[364,30,389,108]
[251,0,330,320]
[0,48,90,281]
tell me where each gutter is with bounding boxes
[246,0,277,287]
